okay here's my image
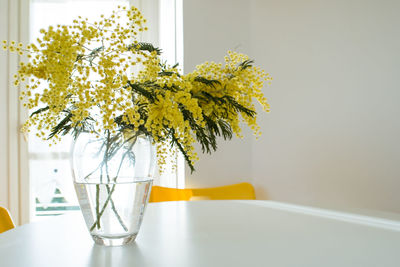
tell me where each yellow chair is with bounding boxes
[149,182,256,203]
[0,207,15,234]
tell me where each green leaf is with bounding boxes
[48,112,73,139]
[238,59,254,70]
[170,129,195,173]
[128,82,156,103]
[30,106,49,117]
[194,76,221,88]
[128,42,162,55]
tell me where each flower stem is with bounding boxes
[90,184,116,231]
[105,184,128,231]
[95,184,101,229]
[89,131,138,232]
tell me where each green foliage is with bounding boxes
[194,76,221,88]
[238,59,254,70]
[40,46,261,173]
[128,42,162,55]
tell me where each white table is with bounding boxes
[0,200,399,267]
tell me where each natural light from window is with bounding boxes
[29,0,183,221]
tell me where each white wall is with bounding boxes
[184,0,400,214]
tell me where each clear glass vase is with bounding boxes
[71,131,155,246]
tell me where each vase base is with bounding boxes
[92,234,137,246]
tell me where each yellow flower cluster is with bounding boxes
[3,5,271,170]
[187,51,271,138]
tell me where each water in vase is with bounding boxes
[74,179,152,246]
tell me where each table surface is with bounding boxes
[1,200,400,267]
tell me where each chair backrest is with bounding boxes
[149,186,193,202]
[0,207,15,234]
[149,182,256,203]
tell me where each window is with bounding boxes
[29,0,184,221]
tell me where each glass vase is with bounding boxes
[70,131,155,246]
